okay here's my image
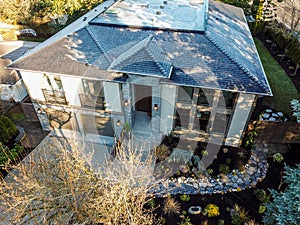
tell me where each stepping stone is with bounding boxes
[272,113,279,117]
[265,109,272,113]
[277,112,283,117]
[268,117,276,121]
[262,113,270,119]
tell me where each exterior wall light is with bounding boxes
[124,100,129,106]
[153,104,158,111]
[37,108,43,114]
[116,120,121,126]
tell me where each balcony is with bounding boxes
[42,89,67,105]
[79,94,105,110]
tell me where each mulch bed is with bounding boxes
[153,144,300,224]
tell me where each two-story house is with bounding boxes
[6,0,272,149]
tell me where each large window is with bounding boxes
[197,88,215,107]
[81,114,114,137]
[218,91,237,109]
[174,108,190,130]
[195,110,211,132]
[79,79,105,110]
[211,113,231,134]
[178,86,194,103]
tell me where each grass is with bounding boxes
[254,38,300,116]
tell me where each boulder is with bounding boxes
[168,148,192,164]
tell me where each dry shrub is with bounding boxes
[155,144,170,161]
[0,137,158,225]
[163,196,181,216]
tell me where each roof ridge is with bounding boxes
[205,33,267,92]
[108,35,153,70]
[86,26,113,64]
[144,37,169,77]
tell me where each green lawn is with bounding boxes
[254,38,300,116]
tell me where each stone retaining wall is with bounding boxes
[150,147,268,196]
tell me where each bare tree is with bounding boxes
[0,137,157,225]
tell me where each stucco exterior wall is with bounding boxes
[160,84,176,134]
[103,81,122,112]
[21,71,45,101]
[60,76,82,106]
[225,93,256,147]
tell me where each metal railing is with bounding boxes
[42,89,67,105]
[79,94,105,110]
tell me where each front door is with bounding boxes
[134,84,152,113]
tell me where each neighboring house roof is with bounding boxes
[0,41,39,84]
[7,0,272,95]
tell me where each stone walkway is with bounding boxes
[150,146,268,196]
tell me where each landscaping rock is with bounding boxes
[268,117,276,121]
[168,148,192,164]
[262,113,270,119]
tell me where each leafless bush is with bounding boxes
[0,137,158,225]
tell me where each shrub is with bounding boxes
[204,204,220,217]
[272,153,284,163]
[226,157,232,164]
[0,139,157,224]
[11,113,26,123]
[146,199,156,208]
[158,216,166,225]
[290,99,300,123]
[218,219,225,225]
[263,164,300,225]
[230,204,249,225]
[254,189,270,203]
[245,219,260,225]
[163,197,181,216]
[179,194,190,202]
[177,216,193,225]
[0,115,18,144]
[181,210,187,216]
[155,145,170,161]
[258,204,266,214]
[207,168,213,175]
[0,143,24,169]
[219,164,230,175]
[201,150,208,156]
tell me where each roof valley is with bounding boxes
[85,27,113,65]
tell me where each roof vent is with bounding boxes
[132,3,149,8]
[189,0,204,5]
[156,10,161,15]
[105,9,119,15]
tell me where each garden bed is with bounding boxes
[151,143,300,225]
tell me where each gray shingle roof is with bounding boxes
[7,0,272,95]
[108,35,173,78]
